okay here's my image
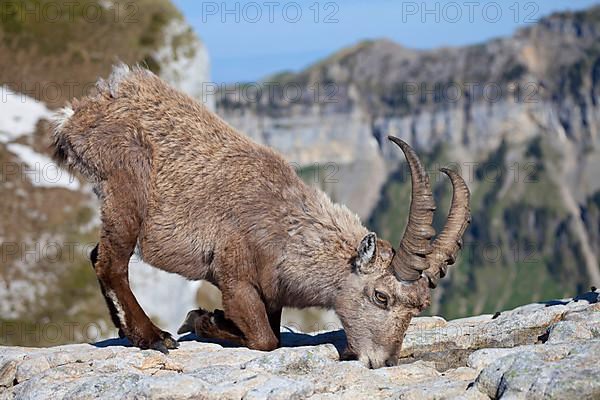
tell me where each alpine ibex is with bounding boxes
[52,65,470,368]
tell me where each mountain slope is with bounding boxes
[216,6,600,319]
[0,0,210,344]
[0,0,210,107]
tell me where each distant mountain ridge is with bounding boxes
[216,6,600,318]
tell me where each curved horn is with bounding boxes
[388,136,436,282]
[424,168,471,288]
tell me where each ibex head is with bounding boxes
[335,136,471,368]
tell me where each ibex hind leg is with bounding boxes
[178,308,247,345]
[91,243,125,338]
[178,289,281,349]
[178,306,280,350]
[93,173,178,353]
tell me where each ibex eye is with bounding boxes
[374,290,389,307]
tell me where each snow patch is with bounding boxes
[0,279,39,319]
[6,143,80,190]
[0,233,63,319]
[0,86,53,143]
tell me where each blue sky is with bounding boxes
[173,0,600,83]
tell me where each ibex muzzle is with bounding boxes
[52,65,470,368]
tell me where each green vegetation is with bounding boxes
[0,0,187,106]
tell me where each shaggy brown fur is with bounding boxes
[53,65,452,368]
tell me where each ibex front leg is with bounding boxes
[221,281,279,351]
[94,176,178,353]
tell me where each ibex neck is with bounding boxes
[279,190,368,309]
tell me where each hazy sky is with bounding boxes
[173,0,600,83]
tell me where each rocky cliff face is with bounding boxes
[0,0,211,343]
[216,7,600,318]
[1,291,599,399]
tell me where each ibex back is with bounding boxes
[52,65,470,368]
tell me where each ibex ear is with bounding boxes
[355,232,377,273]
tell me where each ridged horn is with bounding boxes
[424,168,471,288]
[388,136,436,282]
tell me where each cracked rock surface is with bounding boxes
[1,291,599,399]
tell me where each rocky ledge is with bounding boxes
[1,291,599,399]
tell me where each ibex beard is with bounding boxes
[52,65,470,369]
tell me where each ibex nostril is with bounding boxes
[385,358,397,367]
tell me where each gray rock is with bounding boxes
[1,297,599,399]
[474,340,600,399]
[546,320,593,343]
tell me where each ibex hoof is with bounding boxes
[150,331,179,354]
[339,347,358,361]
[177,308,210,335]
